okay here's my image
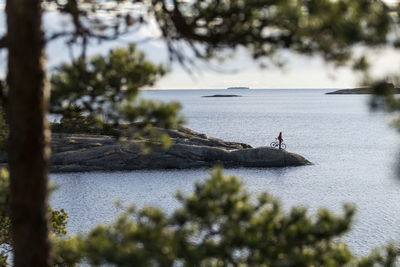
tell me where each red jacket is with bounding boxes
[278,133,283,142]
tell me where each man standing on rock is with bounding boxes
[278,132,283,149]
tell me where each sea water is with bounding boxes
[51,89,400,255]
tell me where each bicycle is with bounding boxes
[270,138,286,150]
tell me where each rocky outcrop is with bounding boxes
[0,127,311,172]
[326,87,400,94]
[47,127,310,172]
[326,88,373,94]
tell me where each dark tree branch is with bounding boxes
[0,36,8,49]
[46,31,72,42]
[0,79,7,108]
[47,30,124,43]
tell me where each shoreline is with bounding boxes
[0,127,311,173]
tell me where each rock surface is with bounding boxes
[0,127,311,172]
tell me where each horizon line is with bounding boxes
[141,87,353,90]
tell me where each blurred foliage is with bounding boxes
[0,169,10,266]
[50,105,110,135]
[2,162,398,266]
[0,169,69,266]
[48,168,399,266]
[121,99,183,151]
[51,44,165,121]
[0,107,8,151]
[367,78,400,134]
[153,0,391,70]
[47,0,392,72]
[154,0,391,69]
[370,81,398,110]
[50,45,184,147]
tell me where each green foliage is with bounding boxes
[59,107,98,131]
[367,79,400,135]
[53,237,85,267]
[0,169,10,266]
[0,169,9,212]
[53,168,399,266]
[50,106,106,135]
[122,99,183,131]
[370,81,397,110]
[122,99,184,150]
[50,44,167,122]
[0,169,69,266]
[50,44,184,148]
[0,107,8,151]
[51,208,69,237]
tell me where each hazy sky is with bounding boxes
[1,1,400,89]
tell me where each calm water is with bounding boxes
[51,89,400,256]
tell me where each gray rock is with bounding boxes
[49,128,311,172]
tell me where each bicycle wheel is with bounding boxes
[281,143,287,150]
[270,142,277,148]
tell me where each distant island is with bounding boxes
[203,94,242,97]
[227,87,250,90]
[327,85,400,95]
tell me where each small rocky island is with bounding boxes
[202,94,241,97]
[326,88,374,94]
[327,86,400,94]
[0,127,310,172]
[227,87,249,90]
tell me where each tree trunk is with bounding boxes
[6,0,52,266]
